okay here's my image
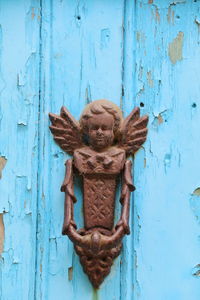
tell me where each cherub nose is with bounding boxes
[97,128,103,134]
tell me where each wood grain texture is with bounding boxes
[134,1,200,299]
[36,1,125,299]
[0,1,40,299]
[1,0,200,299]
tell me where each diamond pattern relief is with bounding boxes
[84,176,116,230]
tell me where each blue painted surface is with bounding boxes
[134,1,200,299]
[0,1,40,299]
[0,0,200,299]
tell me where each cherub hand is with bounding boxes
[61,182,67,192]
[115,217,130,235]
[62,220,77,235]
[61,184,77,202]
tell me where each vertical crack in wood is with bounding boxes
[120,1,137,299]
[34,0,43,299]
[0,214,5,254]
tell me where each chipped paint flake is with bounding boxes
[0,214,4,254]
[168,32,184,64]
[144,158,146,168]
[157,114,164,124]
[193,188,200,196]
[167,7,175,24]
[147,71,154,87]
[193,270,200,277]
[68,266,73,281]
[195,18,200,26]
[17,121,27,126]
[169,0,186,4]
[195,18,200,33]
[155,8,160,23]
[152,110,166,128]
[136,31,146,43]
[31,7,35,19]
[193,264,200,277]
[0,156,7,179]
[101,28,110,49]
[139,65,143,79]
[190,189,200,224]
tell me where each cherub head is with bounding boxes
[50,99,148,156]
[80,100,123,151]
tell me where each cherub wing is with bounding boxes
[119,107,148,156]
[49,106,83,155]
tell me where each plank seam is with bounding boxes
[34,0,43,298]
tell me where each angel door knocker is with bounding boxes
[49,99,148,288]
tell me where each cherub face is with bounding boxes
[88,112,114,151]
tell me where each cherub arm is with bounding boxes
[115,160,135,234]
[61,159,77,235]
[115,107,148,234]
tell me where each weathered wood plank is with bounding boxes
[0,1,40,299]
[1,1,199,299]
[119,0,137,299]
[36,1,125,299]
[134,1,200,299]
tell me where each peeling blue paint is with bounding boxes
[1,0,200,299]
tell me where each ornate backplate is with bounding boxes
[49,99,148,288]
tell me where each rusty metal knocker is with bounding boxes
[49,99,148,288]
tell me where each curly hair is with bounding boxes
[80,99,123,136]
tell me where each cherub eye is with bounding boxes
[90,125,98,130]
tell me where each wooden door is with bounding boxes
[0,1,200,299]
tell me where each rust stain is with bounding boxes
[0,214,4,254]
[148,0,153,3]
[155,8,160,23]
[172,11,175,24]
[168,32,184,64]
[152,111,165,128]
[0,156,7,179]
[31,7,35,19]
[167,9,171,23]
[158,114,164,124]
[151,7,160,23]
[68,267,73,281]
[167,7,175,24]
[147,71,154,87]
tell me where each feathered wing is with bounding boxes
[49,106,83,155]
[119,107,148,156]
